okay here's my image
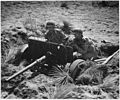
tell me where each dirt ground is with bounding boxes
[1,1,119,99]
[1,1,119,44]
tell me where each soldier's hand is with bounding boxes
[73,52,82,58]
[59,43,64,46]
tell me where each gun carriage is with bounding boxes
[6,37,119,82]
[6,37,74,81]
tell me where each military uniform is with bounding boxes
[72,37,98,60]
[44,21,66,44]
[68,27,98,60]
[45,29,66,44]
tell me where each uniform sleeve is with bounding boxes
[45,31,52,40]
[56,30,66,44]
[59,31,66,39]
[44,31,49,39]
[73,42,89,54]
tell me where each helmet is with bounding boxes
[72,28,83,34]
[46,20,55,27]
[46,22,55,26]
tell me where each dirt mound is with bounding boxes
[100,41,119,56]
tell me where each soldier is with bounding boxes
[45,21,66,44]
[70,28,98,60]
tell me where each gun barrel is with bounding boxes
[6,56,46,81]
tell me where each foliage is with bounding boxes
[48,65,74,87]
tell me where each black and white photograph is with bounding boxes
[1,0,119,99]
